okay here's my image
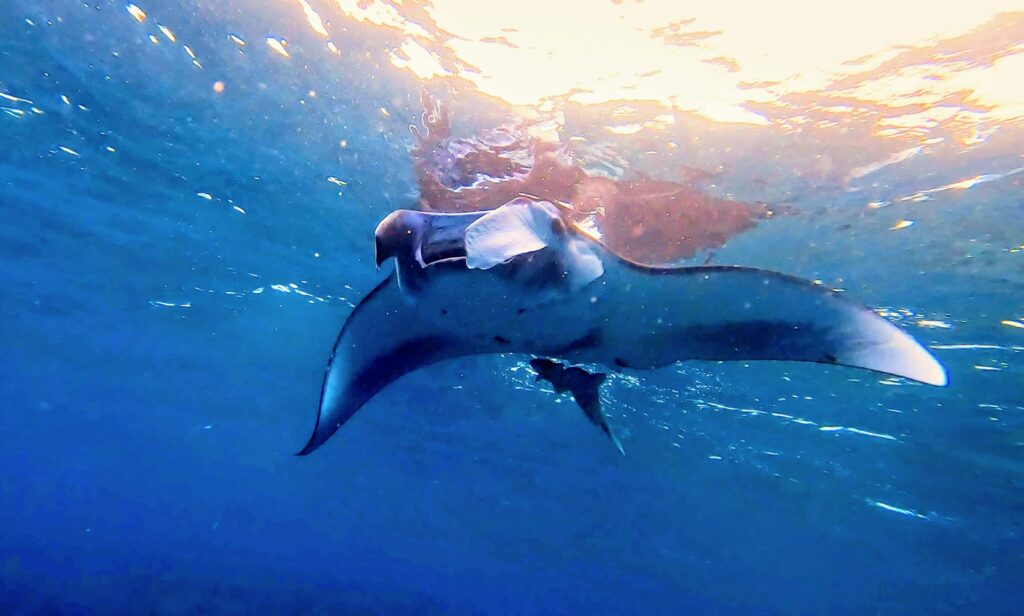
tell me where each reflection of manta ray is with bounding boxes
[410,91,771,264]
[298,199,947,455]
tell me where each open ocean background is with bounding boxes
[1,2,1022,613]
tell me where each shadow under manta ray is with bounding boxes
[298,198,947,456]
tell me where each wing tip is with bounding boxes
[856,337,949,387]
[295,435,321,456]
[914,354,948,387]
[846,309,950,387]
[296,409,329,456]
[892,329,949,387]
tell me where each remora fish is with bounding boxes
[298,198,946,455]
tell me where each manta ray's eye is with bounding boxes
[550,217,566,235]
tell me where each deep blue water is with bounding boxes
[2,2,1023,614]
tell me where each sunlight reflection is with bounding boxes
[897,167,1024,203]
[157,24,176,42]
[266,37,290,58]
[298,0,330,37]
[126,3,146,23]
[101,0,1024,233]
[286,1,1024,134]
[390,40,449,78]
[334,0,432,39]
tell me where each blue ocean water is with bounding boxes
[2,2,1023,613]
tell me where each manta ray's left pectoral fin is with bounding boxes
[298,272,471,456]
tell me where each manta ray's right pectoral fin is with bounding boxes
[614,265,948,387]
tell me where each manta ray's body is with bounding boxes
[298,199,946,455]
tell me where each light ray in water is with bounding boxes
[266,37,290,57]
[298,0,329,37]
[867,499,930,520]
[126,3,146,23]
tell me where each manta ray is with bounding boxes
[298,198,947,455]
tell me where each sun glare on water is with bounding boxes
[307,0,1024,131]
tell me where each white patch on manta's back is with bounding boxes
[562,235,604,294]
[464,198,558,270]
[463,199,604,295]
